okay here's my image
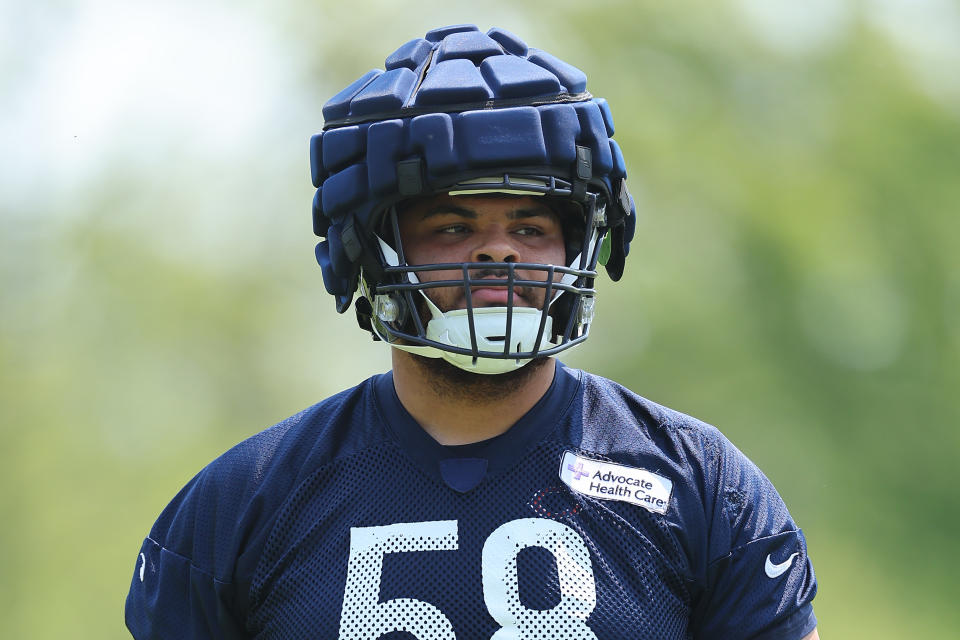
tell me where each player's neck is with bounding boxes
[390,350,556,446]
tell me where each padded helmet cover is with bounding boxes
[311,24,636,313]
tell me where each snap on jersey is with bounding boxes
[125,362,817,639]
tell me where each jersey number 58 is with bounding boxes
[338,518,598,640]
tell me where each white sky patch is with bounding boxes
[867,0,960,107]
[0,0,297,214]
[735,0,853,56]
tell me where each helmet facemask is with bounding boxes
[358,174,608,375]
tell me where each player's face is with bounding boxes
[397,194,567,313]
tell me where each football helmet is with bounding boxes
[310,25,636,374]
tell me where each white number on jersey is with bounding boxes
[483,518,598,639]
[338,518,597,640]
[338,520,459,640]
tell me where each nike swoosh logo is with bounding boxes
[764,552,798,578]
[139,553,146,582]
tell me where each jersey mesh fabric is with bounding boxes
[126,364,816,640]
[247,438,692,639]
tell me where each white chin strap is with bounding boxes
[392,306,556,375]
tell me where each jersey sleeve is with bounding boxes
[689,432,818,640]
[125,535,246,639]
[124,467,248,640]
[123,396,366,638]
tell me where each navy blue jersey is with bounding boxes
[126,362,816,639]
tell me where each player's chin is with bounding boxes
[416,353,552,393]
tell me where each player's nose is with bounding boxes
[471,226,518,263]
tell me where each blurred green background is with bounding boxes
[2,0,958,637]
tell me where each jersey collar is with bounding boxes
[374,359,582,492]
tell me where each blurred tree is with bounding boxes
[1,0,957,637]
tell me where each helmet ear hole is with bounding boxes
[354,297,379,339]
[550,292,576,341]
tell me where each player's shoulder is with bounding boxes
[575,368,728,449]
[204,373,390,493]
[570,368,796,538]
[568,367,754,501]
[148,374,390,555]
[144,373,398,580]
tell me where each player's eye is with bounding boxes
[514,226,544,236]
[438,223,470,234]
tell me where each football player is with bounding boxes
[126,24,819,639]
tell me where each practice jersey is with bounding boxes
[125,362,817,639]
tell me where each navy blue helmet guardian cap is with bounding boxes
[310,24,636,374]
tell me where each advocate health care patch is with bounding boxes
[559,451,673,514]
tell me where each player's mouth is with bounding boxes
[468,284,525,306]
[423,268,546,312]
[463,273,538,308]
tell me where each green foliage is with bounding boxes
[2,0,957,637]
